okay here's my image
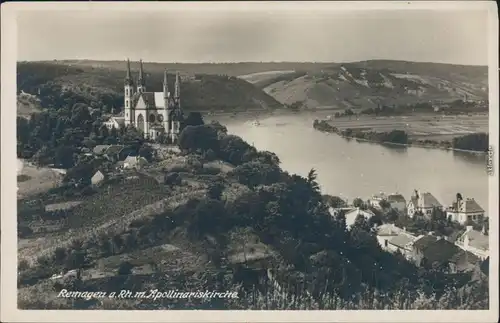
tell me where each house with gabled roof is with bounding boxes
[329,207,375,229]
[407,189,442,218]
[455,226,489,260]
[446,196,485,224]
[91,170,106,186]
[387,193,406,212]
[103,116,126,130]
[374,224,417,259]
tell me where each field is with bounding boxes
[325,113,489,141]
[238,70,296,84]
[17,159,64,199]
[17,173,207,265]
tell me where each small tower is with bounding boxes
[174,71,181,108]
[124,59,135,126]
[163,69,171,136]
[137,59,146,94]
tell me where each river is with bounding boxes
[220,113,488,210]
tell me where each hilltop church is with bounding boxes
[105,59,184,142]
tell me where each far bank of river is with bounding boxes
[312,119,488,155]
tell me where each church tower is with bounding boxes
[137,59,146,94]
[174,71,181,108]
[163,69,171,134]
[124,59,135,126]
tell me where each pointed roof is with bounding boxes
[174,72,180,98]
[138,59,145,86]
[124,59,134,86]
[163,69,169,97]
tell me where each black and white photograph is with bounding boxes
[1,1,498,322]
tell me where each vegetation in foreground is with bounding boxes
[18,118,489,310]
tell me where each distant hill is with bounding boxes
[239,60,489,110]
[17,60,488,115]
[16,61,284,115]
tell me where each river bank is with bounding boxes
[313,119,488,154]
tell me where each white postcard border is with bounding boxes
[1,1,498,322]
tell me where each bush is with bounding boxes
[117,261,134,276]
[164,172,182,186]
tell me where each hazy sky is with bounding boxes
[17,7,490,65]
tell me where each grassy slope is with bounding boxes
[247,60,489,109]
[16,61,284,114]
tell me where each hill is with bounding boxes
[16,61,284,115]
[242,60,489,110]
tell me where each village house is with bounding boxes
[374,224,416,259]
[369,193,406,212]
[328,207,375,229]
[368,193,386,209]
[407,190,442,218]
[409,235,479,272]
[387,193,407,213]
[122,155,149,170]
[445,196,485,224]
[92,145,135,163]
[91,170,106,186]
[455,226,489,260]
[103,116,126,130]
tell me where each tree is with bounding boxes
[164,172,182,186]
[178,125,219,153]
[353,198,364,208]
[207,180,224,200]
[229,161,281,189]
[322,195,347,208]
[379,199,391,209]
[138,145,154,162]
[306,168,320,193]
[184,112,204,127]
[117,261,134,276]
[352,213,371,232]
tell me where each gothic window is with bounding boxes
[126,101,129,107]
[158,115,164,122]
[149,114,156,123]
[126,88,129,96]
[137,114,145,132]
[126,113,128,118]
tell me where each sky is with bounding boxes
[16,5,490,65]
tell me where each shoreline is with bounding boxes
[313,120,487,155]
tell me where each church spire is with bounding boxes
[137,59,146,92]
[174,72,180,99]
[163,69,169,98]
[124,58,133,85]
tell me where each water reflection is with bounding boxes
[452,150,487,166]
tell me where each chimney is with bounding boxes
[466,225,473,232]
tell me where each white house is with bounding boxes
[455,226,489,260]
[123,156,148,169]
[91,170,106,185]
[369,193,386,209]
[103,117,126,130]
[374,223,417,259]
[329,207,375,229]
[446,197,485,224]
[407,190,442,218]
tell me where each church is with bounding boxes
[110,59,184,142]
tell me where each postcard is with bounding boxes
[1,1,498,322]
